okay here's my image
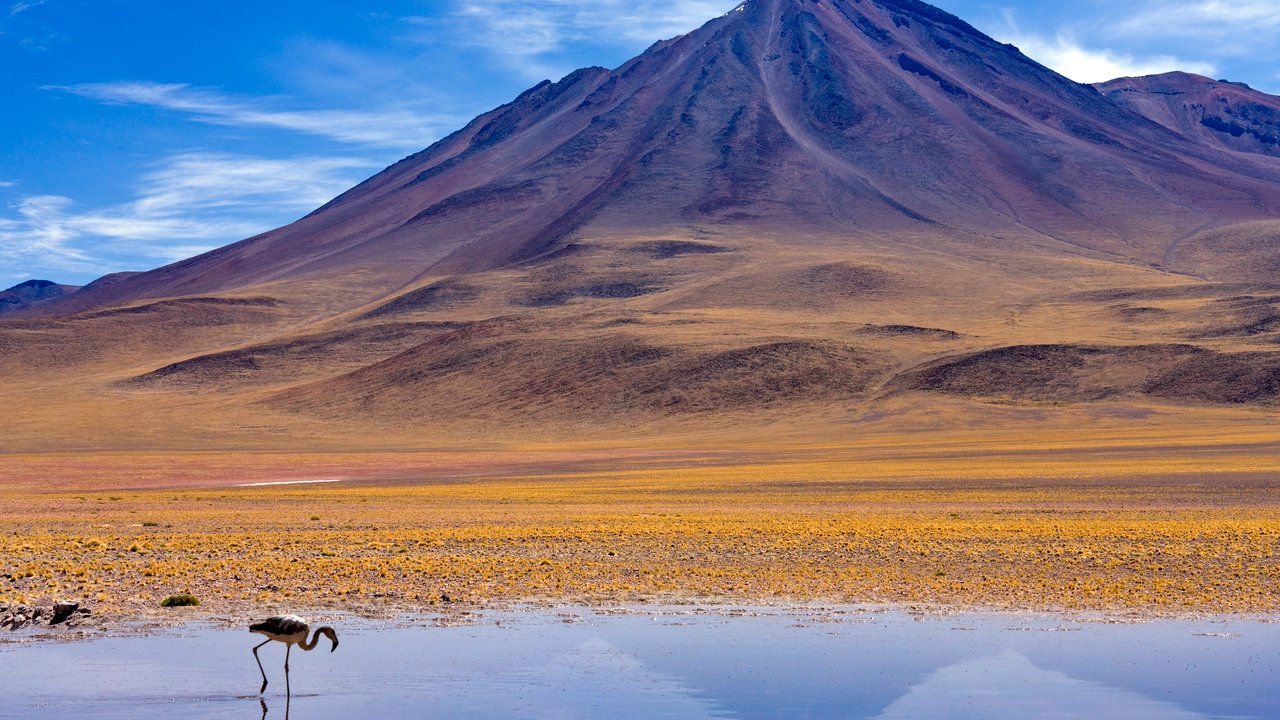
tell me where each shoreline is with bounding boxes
[11,601,1277,720]
[5,595,1279,645]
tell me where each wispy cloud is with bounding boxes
[981,6,1224,84]
[432,0,738,77]
[1115,0,1280,39]
[0,153,376,283]
[0,196,96,283]
[8,0,46,19]
[0,181,15,188]
[0,0,65,51]
[48,82,459,150]
[1009,33,1217,83]
[453,0,735,45]
[980,1,1279,86]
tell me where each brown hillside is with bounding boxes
[2,0,1279,452]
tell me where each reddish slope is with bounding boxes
[1096,72,1280,158]
[36,0,1280,316]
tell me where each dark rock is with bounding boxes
[51,601,80,625]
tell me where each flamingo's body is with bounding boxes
[249,615,339,695]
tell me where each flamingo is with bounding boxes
[249,615,339,695]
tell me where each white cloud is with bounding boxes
[455,0,734,45]
[0,0,63,51]
[0,181,15,188]
[1116,0,1280,39]
[48,82,458,150]
[1007,33,1216,84]
[8,0,45,18]
[130,153,373,218]
[0,196,96,284]
[0,153,376,280]
[434,0,738,77]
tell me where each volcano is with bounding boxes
[4,0,1280,450]
[42,0,1280,314]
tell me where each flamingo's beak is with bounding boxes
[331,637,340,652]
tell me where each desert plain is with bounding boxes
[5,232,1280,627]
[4,404,1278,625]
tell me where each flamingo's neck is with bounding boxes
[298,626,335,651]
[299,630,321,651]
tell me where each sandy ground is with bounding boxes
[3,429,1278,636]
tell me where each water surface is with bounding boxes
[5,607,1277,719]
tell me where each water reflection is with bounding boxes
[259,695,288,720]
[1,608,1276,720]
[519,639,729,718]
[875,650,1207,720]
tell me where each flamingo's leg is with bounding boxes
[253,639,271,694]
[284,643,292,697]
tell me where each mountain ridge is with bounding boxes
[2,0,1278,451]
[0,279,81,315]
[1096,71,1280,157]
[27,0,1280,318]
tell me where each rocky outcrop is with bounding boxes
[0,601,92,631]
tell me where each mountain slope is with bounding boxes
[1096,72,1280,158]
[38,0,1280,317]
[3,0,1280,452]
[0,280,80,315]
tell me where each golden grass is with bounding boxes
[3,436,1278,620]
[2,232,1276,620]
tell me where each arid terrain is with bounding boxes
[4,412,1278,627]
[3,0,1280,627]
[3,227,1278,451]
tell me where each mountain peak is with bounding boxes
[7,279,60,291]
[1097,72,1280,157]
[737,0,993,44]
[33,0,1280,316]
[0,279,80,315]
[8,0,1280,448]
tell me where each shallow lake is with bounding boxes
[5,606,1278,719]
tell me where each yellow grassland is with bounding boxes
[3,425,1278,620]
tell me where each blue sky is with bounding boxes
[2,0,1279,287]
